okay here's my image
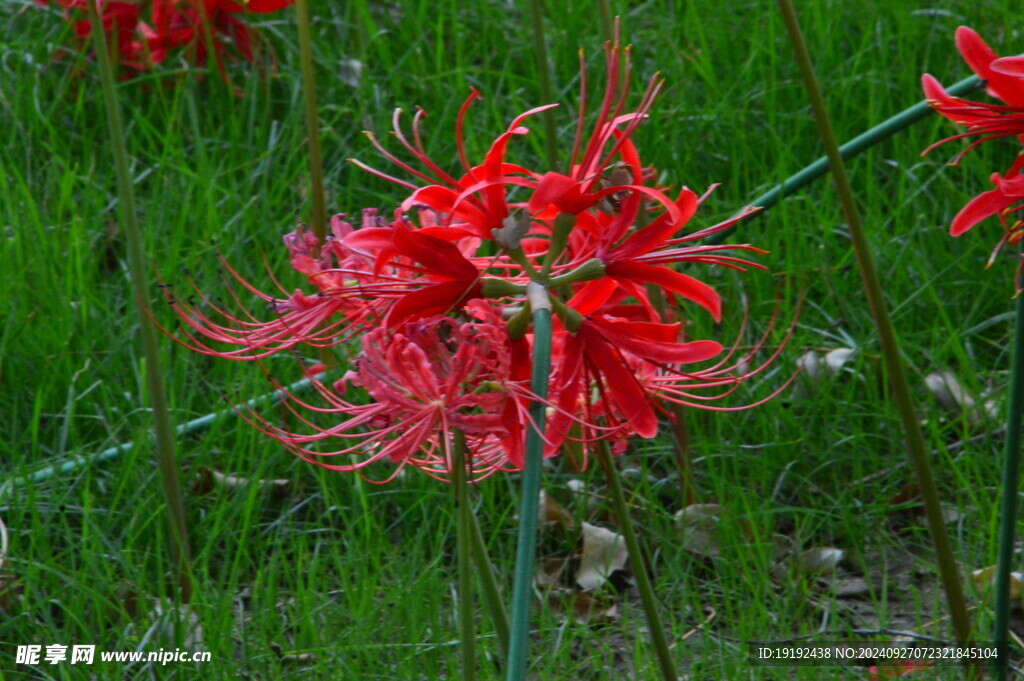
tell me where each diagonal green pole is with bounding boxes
[86,1,192,603]
[707,73,983,245]
[776,0,972,650]
[506,282,553,681]
[993,288,1024,680]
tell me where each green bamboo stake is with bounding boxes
[776,0,972,649]
[451,429,476,681]
[706,74,983,245]
[993,288,1024,680]
[2,375,324,493]
[505,281,553,681]
[527,0,559,172]
[295,0,327,244]
[86,1,193,603]
[595,441,678,681]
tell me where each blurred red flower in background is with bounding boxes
[40,0,293,75]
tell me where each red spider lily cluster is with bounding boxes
[923,27,1024,290]
[40,0,292,74]
[167,41,781,482]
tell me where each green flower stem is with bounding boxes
[527,0,559,172]
[595,440,678,681]
[466,504,511,658]
[451,429,476,681]
[706,75,982,245]
[506,247,545,283]
[86,1,192,603]
[540,213,576,278]
[777,0,972,649]
[547,257,605,287]
[506,282,553,681]
[295,0,327,245]
[993,288,1024,680]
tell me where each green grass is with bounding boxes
[1,0,1021,678]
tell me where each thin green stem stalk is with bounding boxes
[467,504,510,658]
[527,0,559,172]
[451,429,476,681]
[595,441,677,681]
[993,288,1024,680]
[594,0,614,44]
[776,0,972,647]
[706,74,982,245]
[86,2,192,603]
[506,282,553,681]
[295,0,327,244]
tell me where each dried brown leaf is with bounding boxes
[576,522,627,592]
[972,566,1023,599]
[539,490,575,531]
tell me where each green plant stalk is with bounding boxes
[594,0,614,44]
[993,287,1024,680]
[527,0,559,172]
[86,1,193,603]
[467,504,511,658]
[706,73,983,246]
[776,0,972,647]
[295,0,327,244]
[595,440,678,681]
[451,429,476,681]
[506,282,552,681]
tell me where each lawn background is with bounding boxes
[1,0,1021,678]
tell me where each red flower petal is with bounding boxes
[955,26,1024,107]
[384,279,483,327]
[580,328,658,438]
[392,226,478,280]
[950,181,1015,236]
[607,261,722,321]
[588,318,723,364]
[611,188,699,260]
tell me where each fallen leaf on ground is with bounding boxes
[971,565,1023,599]
[539,490,575,531]
[576,522,628,592]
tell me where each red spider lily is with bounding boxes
[40,0,148,71]
[240,309,541,481]
[923,27,1024,290]
[922,27,1024,164]
[167,35,784,481]
[147,0,293,71]
[161,211,489,359]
